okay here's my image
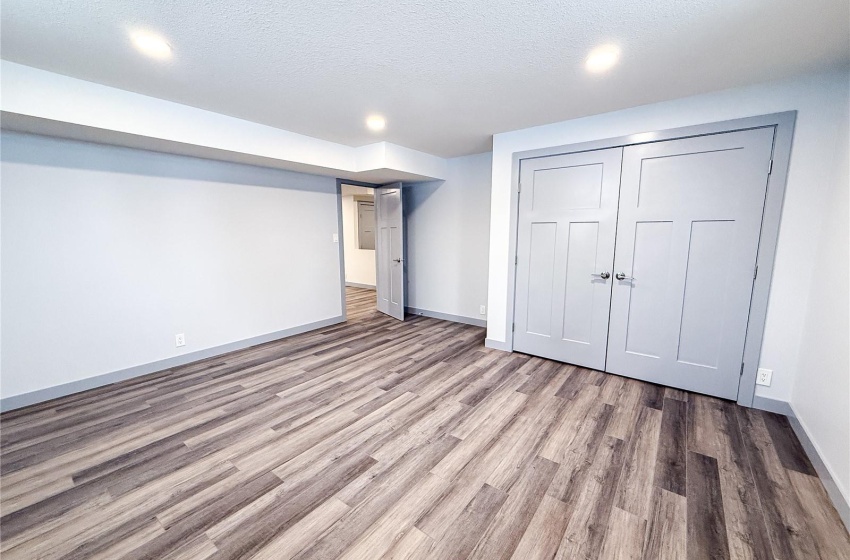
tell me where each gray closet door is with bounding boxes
[375,183,405,321]
[513,148,623,370]
[606,127,775,399]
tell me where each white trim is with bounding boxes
[485,337,512,351]
[405,307,486,328]
[0,316,344,412]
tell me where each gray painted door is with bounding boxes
[513,148,623,369]
[606,127,775,399]
[375,183,405,320]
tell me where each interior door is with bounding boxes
[375,182,405,320]
[606,127,775,399]
[513,148,623,370]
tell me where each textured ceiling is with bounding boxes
[2,0,848,157]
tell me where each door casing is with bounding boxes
[498,112,796,407]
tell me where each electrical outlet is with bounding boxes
[175,333,186,348]
[479,305,486,315]
[756,368,772,386]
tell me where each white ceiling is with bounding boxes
[2,0,848,158]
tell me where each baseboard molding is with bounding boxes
[484,337,512,352]
[345,282,376,290]
[0,315,345,412]
[751,395,795,416]
[405,307,486,328]
[787,409,850,531]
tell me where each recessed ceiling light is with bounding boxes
[585,44,620,73]
[130,30,172,60]
[366,115,386,131]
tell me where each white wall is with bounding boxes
[791,86,850,508]
[341,185,376,287]
[486,67,850,405]
[1,132,342,401]
[405,152,492,322]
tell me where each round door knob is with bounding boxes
[615,272,635,281]
[591,272,610,279]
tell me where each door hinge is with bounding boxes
[768,159,773,175]
[512,323,516,332]
[740,362,745,376]
[518,182,521,193]
[515,255,518,266]
[753,264,759,280]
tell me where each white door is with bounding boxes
[375,183,405,320]
[606,127,775,399]
[513,148,623,370]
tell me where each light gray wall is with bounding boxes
[1,132,342,401]
[791,81,850,511]
[405,152,491,323]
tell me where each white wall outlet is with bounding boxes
[175,333,186,347]
[756,368,773,386]
[479,305,486,315]
[332,233,339,243]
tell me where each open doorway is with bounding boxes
[338,181,406,322]
[340,183,378,320]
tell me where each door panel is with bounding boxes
[606,127,775,399]
[375,183,405,320]
[562,222,600,344]
[526,222,557,336]
[532,164,605,210]
[624,221,673,358]
[676,220,734,368]
[514,148,622,370]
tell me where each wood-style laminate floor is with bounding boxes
[1,287,848,559]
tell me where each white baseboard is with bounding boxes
[484,337,512,352]
[405,307,486,328]
[0,315,344,412]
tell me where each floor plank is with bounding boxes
[655,397,688,497]
[686,451,730,560]
[642,487,686,560]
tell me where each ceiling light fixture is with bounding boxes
[585,44,620,73]
[130,30,172,60]
[366,115,386,131]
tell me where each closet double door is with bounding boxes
[513,127,775,399]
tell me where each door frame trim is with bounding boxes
[501,111,796,407]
